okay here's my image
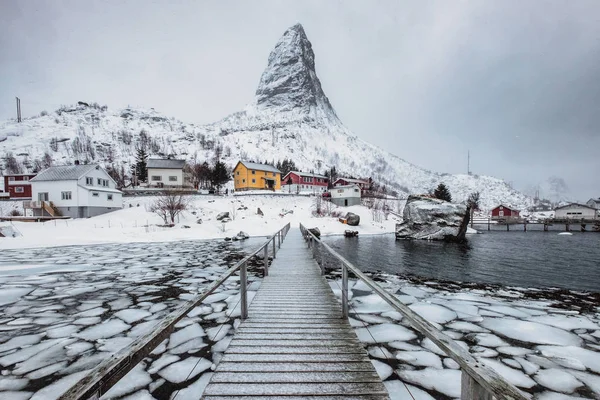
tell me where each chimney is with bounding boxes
[75,160,80,165]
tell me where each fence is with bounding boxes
[59,222,291,400]
[299,223,530,400]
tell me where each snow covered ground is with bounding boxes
[0,195,398,250]
[328,274,600,399]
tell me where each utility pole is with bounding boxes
[15,97,22,123]
[467,150,470,175]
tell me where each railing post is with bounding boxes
[278,231,281,248]
[461,371,492,400]
[263,245,268,276]
[272,236,276,258]
[342,263,348,318]
[240,261,248,320]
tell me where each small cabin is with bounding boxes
[586,198,600,210]
[233,161,281,191]
[282,171,328,193]
[333,178,370,192]
[147,159,191,188]
[330,184,361,207]
[491,204,520,220]
[554,203,598,220]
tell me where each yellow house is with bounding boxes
[233,161,281,191]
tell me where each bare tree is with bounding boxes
[149,191,189,225]
[312,195,323,216]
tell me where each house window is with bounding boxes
[338,189,343,193]
[499,210,504,217]
[97,178,102,185]
[103,179,109,187]
[354,189,359,193]
[273,172,276,177]
[242,179,246,183]
[86,177,93,185]
[236,171,240,176]
[252,179,256,183]
[61,191,72,200]
[252,170,256,174]
[169,176,178,182]
[23,176,29,181]
[8,177,14,182]
[107,194,113,200]
[92,192,99,197]
[15,187,24,193]
[151,176,162,181]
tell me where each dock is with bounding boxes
[201,229,389,399]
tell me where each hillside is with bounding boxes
[0,24,532,210]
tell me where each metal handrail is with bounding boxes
[299,223,530,400]
[60,223,291,400]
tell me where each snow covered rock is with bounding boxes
[216,212,229,221]
[345,212,360,226]
[395,196,468,241]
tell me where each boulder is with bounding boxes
[345,212,360,226]
[236,231,249,240]
[224,237,232,241]
[395,195,468,241]
[196,219,203,224]
[216,212,229,221]
[344,230,359,237]
[307,227,321,239]
[182,225,191,229]
[257,208,264,216]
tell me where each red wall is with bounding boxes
[283,172,328,187]
[491,206,519,217]
[4,175,35,199]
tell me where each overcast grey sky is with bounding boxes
[1,0,599,200]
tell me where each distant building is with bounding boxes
[147,159,191,188]
[491,204,520,220]
[282,171,328,193]
[3,173,37,199]
[586,198,600,210]
[233,161,281,191]
[554,203,598,220]
[26,164,122,218]
[330,184,361,207]
[333,178,370,192]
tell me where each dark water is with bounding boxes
[324,231,600,292]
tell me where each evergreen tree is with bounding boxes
[134,148,148,182]
[211,160,230,192]
[433,183,452,202]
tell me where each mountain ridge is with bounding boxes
[0,23,532,210]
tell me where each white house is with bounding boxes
[147,159,191,188]
[554,203,598,220]
[330,184,361,207]
[27,164,123,218]
[586,198,600,209]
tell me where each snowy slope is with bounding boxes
[0,24,532,211]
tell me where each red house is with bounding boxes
[333,178,370,192]
[3,173,36,199]
[491,204,520,220]
[281,171,329,193]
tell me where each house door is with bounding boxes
[38,192,49,202]
[344,199,348,206]
[499,210,504,217]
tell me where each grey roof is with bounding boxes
[147,159,186,169]
[238,161,281,174]
[30,164,97,182]
[285,171,328,179]
[335,177,369,184]
[555,202,597,211]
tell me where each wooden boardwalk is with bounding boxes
[202,229,389,399]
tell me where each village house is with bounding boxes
[554,203,598,220]
[233,161,281,191]
[2,173,37,199]
[146,159,191,188]
[333,178,370,192]
[281,171,328,193]
[25,163,123,218]
[330,184,361,207]
[491,204,520,220]
[586,198,600,210]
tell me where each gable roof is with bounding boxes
[283,171,328,179]
[147,159,186,169]
[334,177,369,184]
[492,204,519,211]
[555,202,597,211]
[587,198,600,203]
[30,164,97,182]
[235,161,280,174]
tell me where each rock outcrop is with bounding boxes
[395,196,469,241]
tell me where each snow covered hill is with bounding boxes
[0,23,532,210]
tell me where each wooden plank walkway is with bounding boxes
[202,228,389,399]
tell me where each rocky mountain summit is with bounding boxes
[0,24,532,210]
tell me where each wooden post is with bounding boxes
[581,224,586,232]
[566,222,570,232]
[240,262,248,320]
[278,231,281,248]
[461,372,493,400]
[263,245,268,276]
[341,263,349,319]
[273,236,276,258]
[524,222,526,232]
[488,218,490,231]
[506,224,509,231]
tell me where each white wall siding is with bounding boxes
[330,186,361,199]
[32,181,79,207]
[555,205,597,219]
[147,168,183,186]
